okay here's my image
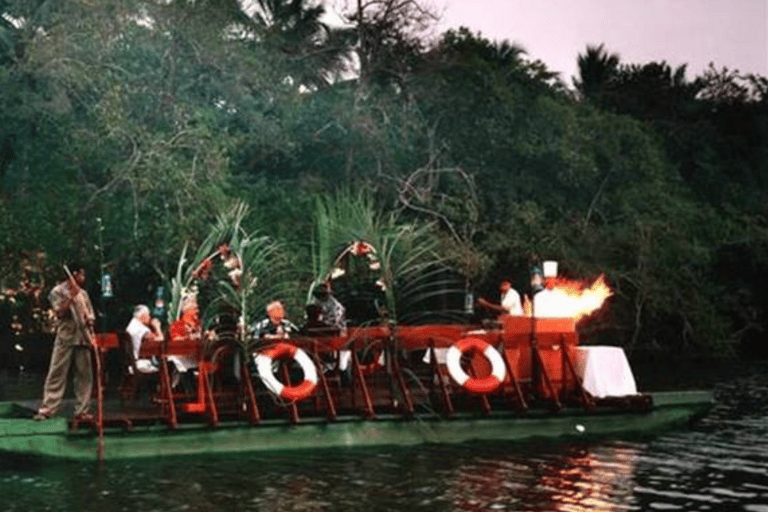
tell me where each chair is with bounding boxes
[302,304,342,336]
[117,330,158,405]
[170,334,220,426]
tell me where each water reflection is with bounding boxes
[437,443,640,511]
[631,366,768,512]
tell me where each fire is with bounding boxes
[523,274,613,321]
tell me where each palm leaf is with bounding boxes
[167,242,190,323]
[166,201,295,352]
[310,189,463,325]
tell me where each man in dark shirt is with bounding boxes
[253,300,298,341]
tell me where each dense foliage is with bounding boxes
[1,0,767,366]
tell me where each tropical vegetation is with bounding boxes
[1,0,767,370]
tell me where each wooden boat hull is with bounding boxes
[0,390,712,461]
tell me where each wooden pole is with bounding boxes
[91,343,105,462]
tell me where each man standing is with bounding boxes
[499,280,523,316]
[477,279,523,316]
[530,262,559,318]
[34,263,95,421]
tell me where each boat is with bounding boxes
[0,316,713,461]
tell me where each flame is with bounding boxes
[523,274,613,321]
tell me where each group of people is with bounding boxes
[32,266,348,420]
[33,259,554,420]
[250,282,347,342]
[33,265,212,420]
[125,292,203,382]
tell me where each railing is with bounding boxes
[93,316,599,427]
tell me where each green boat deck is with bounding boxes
[0,390,713,461]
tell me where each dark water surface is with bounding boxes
[2,363,768,512]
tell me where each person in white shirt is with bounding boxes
[500,280,523,316]
[477,279,523,316]
[126,304,164,373]
[530,264,560,318]
[252,300,298,342]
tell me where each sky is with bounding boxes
[435,0,768,87]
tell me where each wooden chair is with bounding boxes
[166,334,219,426]
[117,330,159,405]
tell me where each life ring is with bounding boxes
[256,343,318,401]
[445,337,506,394]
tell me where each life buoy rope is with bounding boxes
[256,342,318,401]
[445,337,506,394]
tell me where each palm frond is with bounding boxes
[166,201,295,351]
[168,242,190,323]
[310,189,463,325]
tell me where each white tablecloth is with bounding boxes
[422,329,488,365]
[575,346,637,398]
[422,348,448,364]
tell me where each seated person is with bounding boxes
[125,304,164,374]
[306,282,351,371]
[307,281,346,334]
[335,278,386,326]
[253,300,298,342]
[304,303,323,330]
[249,300,299,375]
[168,293,211,385]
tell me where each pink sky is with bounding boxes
[436,0,768,87]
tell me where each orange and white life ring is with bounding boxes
[445,337,506,394]
[256,343,318,401]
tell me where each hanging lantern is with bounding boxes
[152,286,166,321]
[100,272,114,299]
[464,290,474,314]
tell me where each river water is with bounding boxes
[1,362,767,512]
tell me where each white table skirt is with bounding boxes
[422,348,448,365]
[576,346,638,398]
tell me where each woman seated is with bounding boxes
[168,292,214,388]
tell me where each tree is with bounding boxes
[247,0,355,90]
[573,43,620,105]
[335,0,437,89]
[0,0,260,282]
[607,61,701,121]
[697,64,768,104]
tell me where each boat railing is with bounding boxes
[92,318,619,429]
